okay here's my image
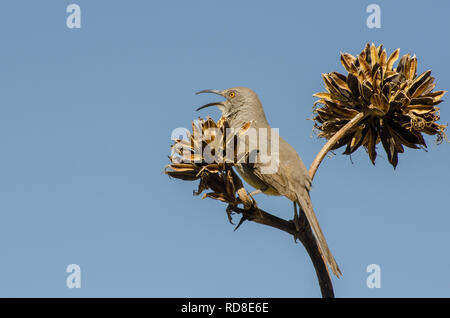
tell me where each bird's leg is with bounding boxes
[293,201,301,232]
[292,201,303,243]
[249,189,262,196]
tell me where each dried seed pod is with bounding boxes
[165,117,252,205]
[313,43,447,168]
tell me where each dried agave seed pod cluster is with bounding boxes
[165,116,252,205]
[313,43,447,168]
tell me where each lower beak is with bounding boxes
[195,89,225,111]
[196,101,224,111]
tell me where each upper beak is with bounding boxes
[195,89,223,96]
[195,89,225,111]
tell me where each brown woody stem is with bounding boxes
[228,204,334,298]
[229,168,335,298]
[309,112,366,180]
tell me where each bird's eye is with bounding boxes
[228,91,236,98]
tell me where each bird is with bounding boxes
[195,87,341,277]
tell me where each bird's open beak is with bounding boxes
[195,89,225,111]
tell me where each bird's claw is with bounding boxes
[226,204,248,231]
[233,215,247,231]
[293,232,300,243]
[226,205,235,225]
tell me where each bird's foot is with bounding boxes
[292,220,303,243]
[226,205,235,225]
[226,204,248,231]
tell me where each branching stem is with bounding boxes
[309,112,366,179]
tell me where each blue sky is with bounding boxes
[0,0,449,297]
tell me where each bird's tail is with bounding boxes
[295,192,342,278]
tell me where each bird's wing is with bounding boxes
[249,137,342,277]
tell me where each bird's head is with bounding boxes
[195,87,260,118]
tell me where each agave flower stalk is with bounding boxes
[165,43,447,298]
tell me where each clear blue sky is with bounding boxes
[0,0,449,297]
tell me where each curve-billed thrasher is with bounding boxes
[196,87,341,277]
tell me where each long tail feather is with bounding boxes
[296,192,342,277]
